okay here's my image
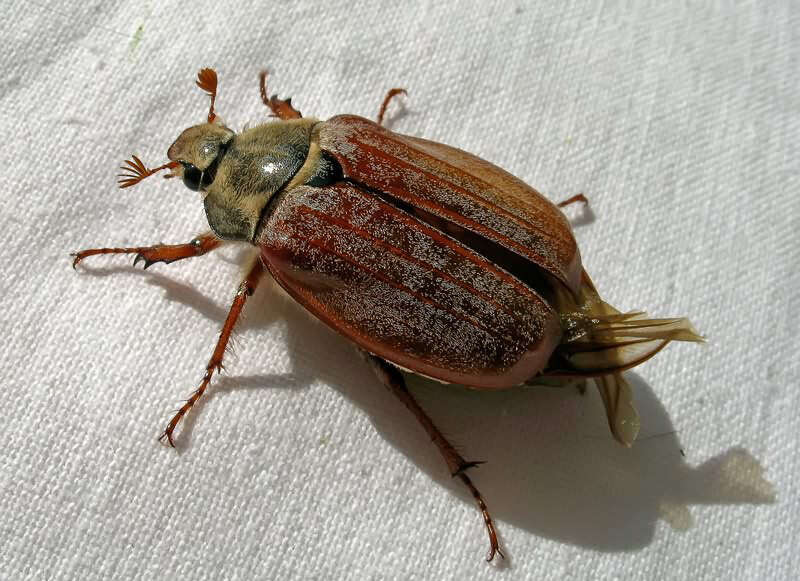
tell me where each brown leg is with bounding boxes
[71,232,221,269]
[365,354,504,561]
[557,193,588,208]
[376,88,407,127]
[160,258,265,447]
[259,70,302,119]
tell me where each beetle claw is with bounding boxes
[133,253,156,269]
[486,544,506,562]
[158,430,176,448]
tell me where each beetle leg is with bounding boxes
[259,71,302,119]
[556,193,588,208]
[376,88,408,127]
[71,232,221,269]
[160,258,265,447]
[365,354,505,562]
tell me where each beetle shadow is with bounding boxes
[385,373,776,551]
[90,265,776,553]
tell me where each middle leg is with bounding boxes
[160,257,265,446]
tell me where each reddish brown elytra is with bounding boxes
[72,68,702,561]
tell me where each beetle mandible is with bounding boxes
[72,68,702,561]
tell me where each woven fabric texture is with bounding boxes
[1,1,796,579]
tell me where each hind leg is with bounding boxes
[365,354,504,561]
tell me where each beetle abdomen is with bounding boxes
[258,182,561,387]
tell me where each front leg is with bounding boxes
[364,354,505,562]
[259,70,302,120]
[71,231,221,269]
[160,257,265,446]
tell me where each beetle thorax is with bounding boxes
[168,118,318,242]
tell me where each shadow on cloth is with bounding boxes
[79,263,775,553]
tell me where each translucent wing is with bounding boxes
[548,272,703,445]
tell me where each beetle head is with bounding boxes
[165,68,234,192]
[167,123,235,192]
[114,68,312,243]
[116,68,228,190]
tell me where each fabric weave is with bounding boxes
[1,1,795,579]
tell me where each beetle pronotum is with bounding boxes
[73,68,702,561]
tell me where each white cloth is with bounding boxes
[2,1,794,579]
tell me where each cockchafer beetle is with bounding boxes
[72,68,702,561]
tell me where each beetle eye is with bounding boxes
[182,163,203,191]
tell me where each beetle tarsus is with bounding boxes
[376,88,407,127]
[455,471,505,562]
[556,193,589,208]
[158,429,176,448]
[161,382,209,448]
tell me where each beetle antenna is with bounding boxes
[196,68,219,123]
[118,156,179,189]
